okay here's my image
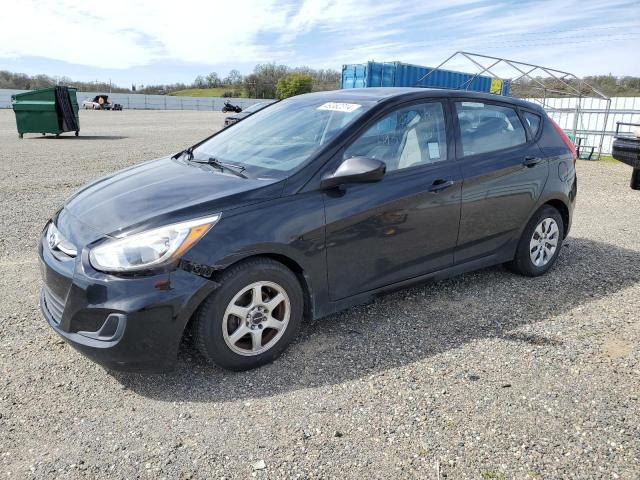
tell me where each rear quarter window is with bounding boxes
[523,112,542,137]
[455,102,527,157]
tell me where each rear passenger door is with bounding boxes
[453,100,549,263]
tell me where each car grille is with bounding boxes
[43,286,65,324]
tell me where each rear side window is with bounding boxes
[522,111,542,137]
[455,102,527,156]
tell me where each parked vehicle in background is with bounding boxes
[224,100,276,126]
[611,121,640,190]
[39,88,577,373]
[222,101,242,113]
[82,95,122,110]
[82,95,110,109]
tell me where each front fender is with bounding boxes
[182,193,330,320]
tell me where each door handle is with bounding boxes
[523,156,542,167]
[427,179,455,193]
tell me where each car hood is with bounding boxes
[63,156,283,237]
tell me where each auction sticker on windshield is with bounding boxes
[317,102,362,113]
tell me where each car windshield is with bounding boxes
[243,101,271,113]
[194,96,374,178]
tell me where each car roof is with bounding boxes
[299,87,544,112]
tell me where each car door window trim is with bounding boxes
[519,109,544,142]
[340,98,453,178]
[452,98,532,160]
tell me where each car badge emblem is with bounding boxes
[48,231,58,250]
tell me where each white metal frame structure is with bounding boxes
[415,51,612,158]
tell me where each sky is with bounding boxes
[1,0,639,87]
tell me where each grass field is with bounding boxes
[169,88,244,97]
[598,154,621,163]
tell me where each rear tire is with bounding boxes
[631,168,640,191]
[194,258,304,371]
[508,205,564,277]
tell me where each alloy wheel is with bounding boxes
[529,217,559,267]
[222,281,290,356]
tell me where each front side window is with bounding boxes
[194,97,374,178]
[344,102,448,172]
[455,102,527,157]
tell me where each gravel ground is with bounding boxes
[0,109,638,479]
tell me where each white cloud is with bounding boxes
[289,0,640,76]
[0,0,292,68]
[1,0,638,77]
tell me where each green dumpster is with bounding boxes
[11,86,80,138]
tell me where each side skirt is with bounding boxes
[316,250,513,320]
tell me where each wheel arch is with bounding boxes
[181,252,315,345]
[242,253,314,321]
[542,198,570,238]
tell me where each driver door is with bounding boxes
[323,100,462,300]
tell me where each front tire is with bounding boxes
[508,205,564,277]
[194,258,304,371]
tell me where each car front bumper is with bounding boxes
[38,234,218,372]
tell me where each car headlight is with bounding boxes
[89,214,221,272]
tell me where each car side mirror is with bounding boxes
[320,156,386,189]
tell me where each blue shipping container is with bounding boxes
[341,61,510,96]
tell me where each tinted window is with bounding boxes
[455,102,526,156]
[244,101,273,113]
[523,111,542,136]
[344,102,447,172]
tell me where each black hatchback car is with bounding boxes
[39,88,577,372]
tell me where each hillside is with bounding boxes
[169,88,243,97]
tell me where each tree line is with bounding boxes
[509,75,640,98]
[1,67,640,98]
[187,64,341,98]
[0,64,341,99]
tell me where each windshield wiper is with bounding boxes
[192,157,248,179]
[172,146,194,160]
